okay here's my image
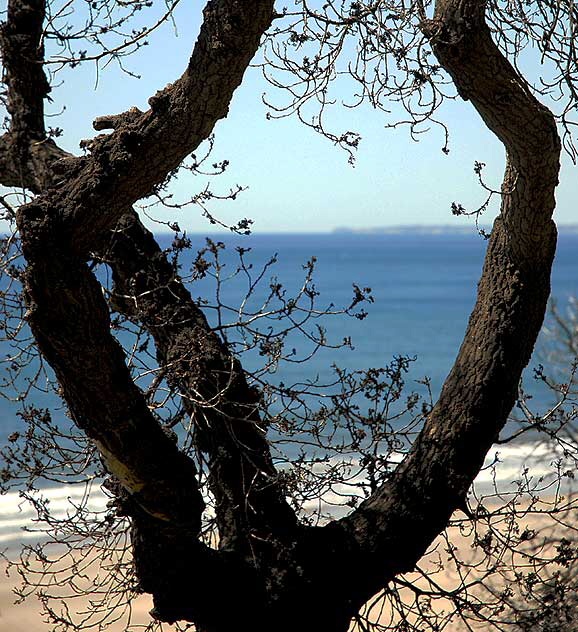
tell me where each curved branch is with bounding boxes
[1,0,294,624]
[315,0,561,614]
[100,211,299,555]
[0,0,68,192]
[17,0,276,256]
[21,247,205,529]
[1,0,296,563]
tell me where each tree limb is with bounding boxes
[0,0,71,191]
[100,210,299,557]
[0,0,298,624]
[16,0,276,257]
[1,0,296,564]
[321,0,561,612]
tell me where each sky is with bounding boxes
[22,0,578,234]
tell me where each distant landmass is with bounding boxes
[333,224,578,235]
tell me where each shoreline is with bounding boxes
[2,493,576,631]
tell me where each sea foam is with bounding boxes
[2,440,574,545]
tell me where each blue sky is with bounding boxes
[36,1,577,234]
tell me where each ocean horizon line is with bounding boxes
[147,224,578,237]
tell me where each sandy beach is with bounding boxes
[1,495,576,632]
[0,554,156,632]
[0,539,165,632]
[357,493,578,631]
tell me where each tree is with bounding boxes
[0,0,575,631]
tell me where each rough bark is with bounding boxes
[1,0,209,531]
[0,0,294,625]
[100,210,299,557]
[0,0,67,191]
[16,0,276,257]
[0,0,563,630]
[319,0,561,614]
[8,0,277,514]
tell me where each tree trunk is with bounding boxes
[0,0,562,630]
[322,0,561,613]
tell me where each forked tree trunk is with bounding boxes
[0,0,561,630]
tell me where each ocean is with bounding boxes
[1,229,577,545]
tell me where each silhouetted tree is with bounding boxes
[0,1,576,631]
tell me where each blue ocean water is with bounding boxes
[0,230,576,544]
[1,229,576,444]
[180,230,578,405]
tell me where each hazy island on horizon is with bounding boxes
[332,224,578,236]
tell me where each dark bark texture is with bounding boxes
[0,0,562,630]
[100,211,299,556]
